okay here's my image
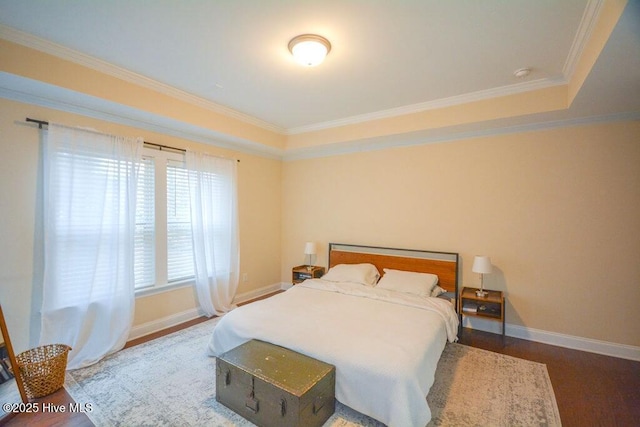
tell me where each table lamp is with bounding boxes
[304,242,316,271]
[472,256,492,297]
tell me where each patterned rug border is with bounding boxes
[427,340,562,426]
[64,372,101,425]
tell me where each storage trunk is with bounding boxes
[216,340,335,427]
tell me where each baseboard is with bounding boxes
[128,283,288,341]
[128,307,204,341]
[233,282,289,304]
[461,317,640,361]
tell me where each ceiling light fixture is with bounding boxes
[513,67,532,78]
[288,34,331,67]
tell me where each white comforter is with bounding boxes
[208,279,459,427]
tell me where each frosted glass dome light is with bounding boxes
[288,34,331,67]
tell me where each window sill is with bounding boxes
[135,279,194,298]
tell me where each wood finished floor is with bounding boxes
[4,301,639,427]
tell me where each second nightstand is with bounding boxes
[459,287,505,337]
[292,265,325,285]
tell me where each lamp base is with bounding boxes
[476,289,488,298]
[306,265,314,271]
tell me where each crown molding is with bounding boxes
[563,0,605,80]
[0,75,284,160]
[286,77,567,135]
[0,24,285,135]
[282,111,640,161]
[4,74,636,164]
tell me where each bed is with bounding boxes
[208,243,460,426]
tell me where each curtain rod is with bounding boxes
[25,118,239,162]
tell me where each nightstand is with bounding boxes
[459,287,505,337]
[292,265,325,285]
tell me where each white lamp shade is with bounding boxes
[472,256,492,274]
[304,242,317,255]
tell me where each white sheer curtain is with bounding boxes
[186,151,239,317]
[40,123,142,369]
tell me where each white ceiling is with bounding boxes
[0,0,638,147]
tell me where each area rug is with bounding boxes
[65,318,561,426]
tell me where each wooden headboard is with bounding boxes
[328,243,459,294]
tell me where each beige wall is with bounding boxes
[1,97,638,354]
[0,98,282,353]
[0,1,636,358]
[282,120,640,347]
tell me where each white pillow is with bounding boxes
[376,268,439,297]
[322,263,380,287]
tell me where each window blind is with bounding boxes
[46,142,139,306]
[166,159,195,282]
[134,156,155,289]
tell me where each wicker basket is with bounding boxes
[16,344,71,399]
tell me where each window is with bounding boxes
[134,148,194,292]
